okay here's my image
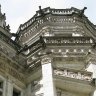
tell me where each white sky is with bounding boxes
[0,0,96,33]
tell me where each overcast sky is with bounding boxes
[0,0,96,33]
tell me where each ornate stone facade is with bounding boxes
[0,5,96,96]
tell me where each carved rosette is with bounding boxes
[41,55,51,64]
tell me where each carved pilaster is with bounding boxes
[6,79,13,96]
[41,55,57,96]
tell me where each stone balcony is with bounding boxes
[54,68,94,95]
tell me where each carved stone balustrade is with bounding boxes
[18,7,85,32]
[54,68,92,81]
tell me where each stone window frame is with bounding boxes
[12,84,23,96]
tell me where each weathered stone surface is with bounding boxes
[0,5,96,96]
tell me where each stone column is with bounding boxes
[86,59,96,96]
[0,75,6,96]
[3,79,7,96]
[6,79,13,96]
[41,55,57,96]
[25,83,32,96]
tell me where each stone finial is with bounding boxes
[39,6,41,10]
[38,6,45,17]
[6,24,10,31]
[82,7,87,13]
[79,7,87,17]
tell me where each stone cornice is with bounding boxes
[15,7,96,47]
[16,16,96,46]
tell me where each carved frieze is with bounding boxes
[54,68,92,81]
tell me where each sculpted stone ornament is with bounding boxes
[38,6,45,17]
[79,7,87,17]
[85,51,96,64]
[17,44,28,54]
[39,36,46,49]
[11,33,18,37]
[41,55,51,64]
[6,24,10,31]
[92,42,96,49]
